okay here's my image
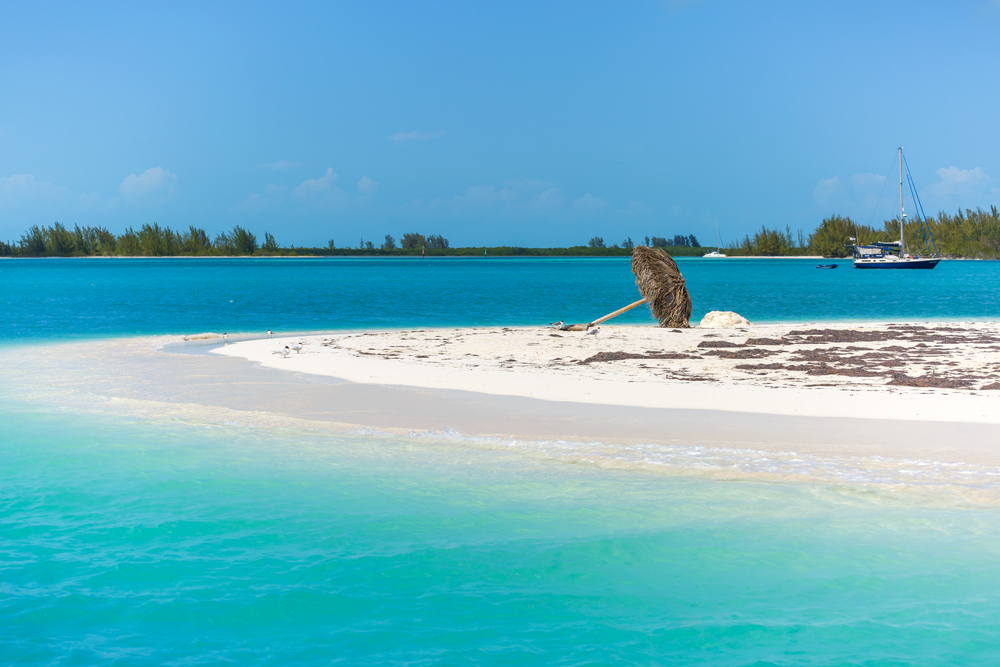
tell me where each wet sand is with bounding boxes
[4,329,999,467]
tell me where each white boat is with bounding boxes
[850,148,940,270]
[703,223,726,258]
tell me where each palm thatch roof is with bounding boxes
[631,246,692,328]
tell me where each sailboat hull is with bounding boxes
[853,258,940,269]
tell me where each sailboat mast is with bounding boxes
[899,147,905,255]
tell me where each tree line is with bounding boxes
[0,223,456,258]
[5,208,998,258]
[586,234,700,250]
[726,206,1000,258]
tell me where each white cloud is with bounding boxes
[528,188,564,213]
[292,168,338,198]
[928,166,992,198]
[357,176,378,196]
[257,159,301,170]
[812,176,843,206]
[119,166,177,202]
[572,193,608,214]
[850,173,886,190]
[388,130,445,142]
[290,168,348,207]
[0,173,70,201]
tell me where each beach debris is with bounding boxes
[579,350,700,364]
[559,246,693,331]
[182,333,223,341]
[699,311,751,328]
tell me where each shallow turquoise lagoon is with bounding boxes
[2,257,999,342]
[3,257,1000,664]
[3,405,1000,665]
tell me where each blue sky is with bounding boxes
[2,1,999,247]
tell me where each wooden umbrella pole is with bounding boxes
[587,298,647,327]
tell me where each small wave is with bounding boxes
[373,427,1000,507]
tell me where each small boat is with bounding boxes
[816,263,838,269]
[849,148,940,270]
[703,223,726,257]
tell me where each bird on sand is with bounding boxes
[291,342,304,354]
[550,320,564,328]
[587,326,600,336]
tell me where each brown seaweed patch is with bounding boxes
[697,340,742,348]
[785,329,904,344]
[744,338,786,346]
[702,349,776,360]
[887,373,974,389]
[580,351,700,364]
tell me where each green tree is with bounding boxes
[19,225,46,255]
[427,234,449,249]
[214,231,235,255]
[381,234,397,250]
[183,226,212,254]
[138,223,169,256]
[116,228,141,255]
[401,232,426,249]
[263,232,278,252]
[808,216,858,258]
[231,226,257,254]
[44,222,75,256]
[588,236,605,248]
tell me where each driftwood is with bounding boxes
[560,246,692,330]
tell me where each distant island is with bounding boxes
[2,207,998,258]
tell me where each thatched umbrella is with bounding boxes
[561,246,692,330]
[630,245,692,328]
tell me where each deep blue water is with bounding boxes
[3,256,1000,665]
[2,256,999,342]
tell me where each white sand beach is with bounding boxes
[215,321,1000,425]
[5,321,1000,486]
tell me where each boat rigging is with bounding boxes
[849,148,940,269]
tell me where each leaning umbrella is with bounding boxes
[560,246,692,330]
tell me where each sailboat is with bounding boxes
[850,148,940,269]
[703,223,726,258]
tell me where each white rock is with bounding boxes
[699,311,751,328]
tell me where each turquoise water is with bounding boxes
[2,257,999,341]
[4,256,1000,664]
[4,405,1000,665]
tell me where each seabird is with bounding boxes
[587,326,600,336]
[291,342,304,354]
[550,320,564,327]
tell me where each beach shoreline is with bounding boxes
[212,321,1000,424]
[1,321,997,470]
